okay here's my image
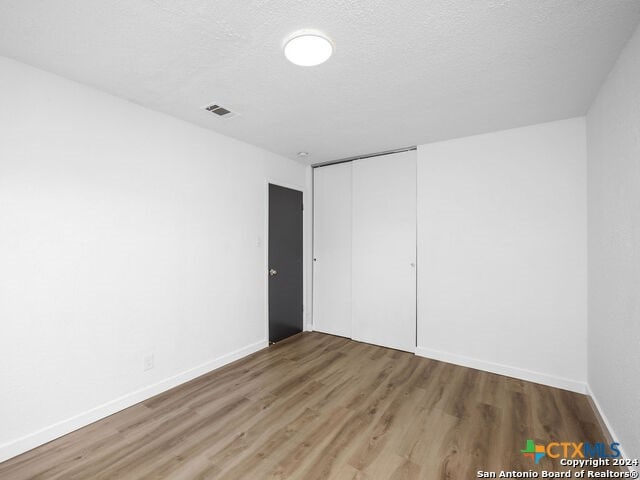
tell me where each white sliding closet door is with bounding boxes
[352,150,416,352]
[313,162,352,338]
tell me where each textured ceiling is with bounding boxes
[1,1,639,165]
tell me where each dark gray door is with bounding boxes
[268,184,303,343]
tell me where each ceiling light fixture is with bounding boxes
[297,151,309,158]
[284,31,333,67]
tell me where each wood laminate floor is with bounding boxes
[0,332,615,479]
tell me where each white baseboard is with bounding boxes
[586,386,637,473]
[415,346,587,394]
[0,339,268,463]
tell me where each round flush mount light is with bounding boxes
[284,31,333,67]
[297,151,309,158]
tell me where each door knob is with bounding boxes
[269,268,278,276]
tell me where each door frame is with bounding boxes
[264,179,308,344]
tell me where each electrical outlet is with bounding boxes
[144,354,154,371]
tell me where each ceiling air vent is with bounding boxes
[203,103,236,118]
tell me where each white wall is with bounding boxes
[0,56,309,461]
[586,24,640,460]
[416,118,587,392]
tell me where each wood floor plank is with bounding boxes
[0,332,620,479]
